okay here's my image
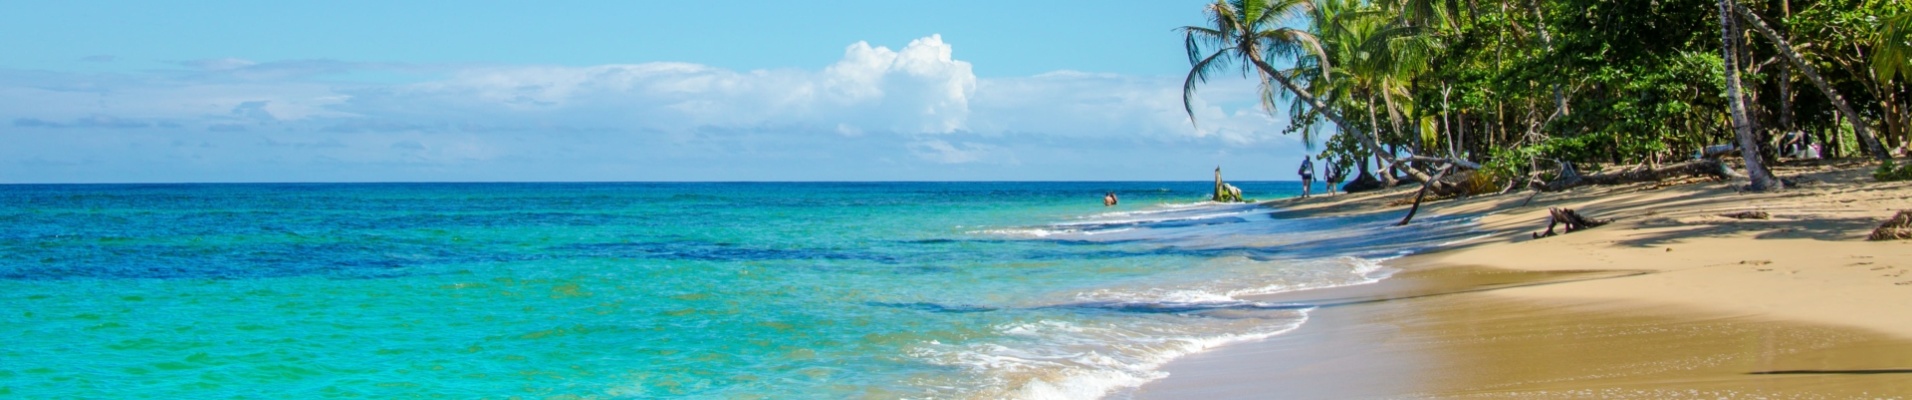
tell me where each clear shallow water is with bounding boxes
[0,182,1477,399]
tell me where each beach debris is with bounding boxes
[1866,210,1912,241]
[1532,208,1610,239]
[1719,210,1771,220]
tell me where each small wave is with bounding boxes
[910,312,1310,400]
[1050,210,1258,229]
[914,255,1384,399]
[1075,201,1243,219]
[1070,256,1391,305]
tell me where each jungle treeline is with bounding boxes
[1182,0,1912,193]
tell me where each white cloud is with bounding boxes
[0,35,1316,181]
[1,35,1291,143]
[907,139,1000,164]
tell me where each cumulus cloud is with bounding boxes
[359,35,978,135]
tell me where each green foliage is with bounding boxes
[1875,160,1912,182]
[1184,0,1908,187]
[1878,12,1912,81]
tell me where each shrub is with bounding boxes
[1875,160,1912,182]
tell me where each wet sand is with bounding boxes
[1127,162,1912,398]
[1125,266,1912,399]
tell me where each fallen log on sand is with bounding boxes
[1543,159,1740,192]
[1719,210,1771,220]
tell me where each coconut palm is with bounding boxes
[1181,0,1458,186]
[1718,0,1781,191]
[1729,3,1890,161]
[1291,0,1412,184]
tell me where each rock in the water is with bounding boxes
[1868,210,1912,241]
[1212,166,1247,202]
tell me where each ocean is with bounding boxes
[0,182,1480,399]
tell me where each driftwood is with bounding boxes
[1719,210,1771,220]
[1396,165,1456,226]
[1542,158,1740,192]
[1532,208,1610,238]
[1868,211,1912,241]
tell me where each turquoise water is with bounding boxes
[0,182,1478,399]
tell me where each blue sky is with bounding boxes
[1,1,1317,182]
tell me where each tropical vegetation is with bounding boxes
[1182,0,1912,193]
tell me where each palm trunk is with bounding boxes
[1444,86,1455,158]
[1731,2,1890,160]
[1366,93,1400,187]
[1526,0,1568,122]
[1722,0,1782,191]
[1778,0,1794,134]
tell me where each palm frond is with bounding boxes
[1876,11,1912,81]
[1183,50,1234,124]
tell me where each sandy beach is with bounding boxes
[1128,161,1912,399]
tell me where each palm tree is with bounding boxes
[1730,3,1890,161]
[1181,0,1459,186]
[1719,0,1782,191]
[1292,0,1428,186]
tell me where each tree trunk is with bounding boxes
[1527,0,1568,121]
[1780,62,1794,132]
[1397,166,1454,226]
[1442,84,1455,158]
[1722,0,1783,191]
[1778,0,1794,134]
[1732,2,1890,160]
[1885,91,1904,150]
[1543,159,1741,191]
[1366,93,1401,187]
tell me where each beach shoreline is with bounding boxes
[1127,161,1912,398]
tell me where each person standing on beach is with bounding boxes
[1298,156,1315,198]
[1323,158,1343,196]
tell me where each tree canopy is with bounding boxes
[1183,0,1910,193]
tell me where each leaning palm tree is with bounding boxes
[1729,3,1889,161]
[1718,0,1782,191]
[1181,0,1464,187]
